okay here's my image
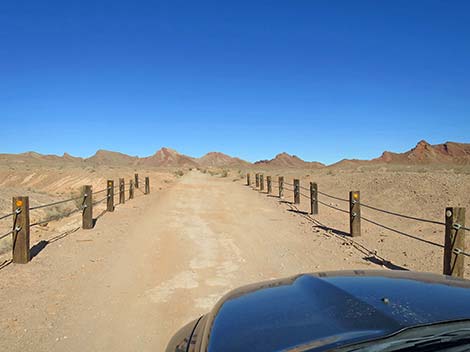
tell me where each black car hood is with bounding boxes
[197,270,470,351]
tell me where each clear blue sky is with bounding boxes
[1,1,469,164]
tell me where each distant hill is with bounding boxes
[197,152,250,167]
[331,140,470,168]
[255,152,324,169]
[139,147,199,168]
[87,150,138,166]
[2,140,468,169]
[0,151,83,165]
[373,140,470,165]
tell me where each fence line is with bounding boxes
[29,196,84,211]
[0,173,151,265]
[245,172,468,279]
[359,202,446,226]
[0,212,15,221]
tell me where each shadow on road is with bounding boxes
[363,256,409,271]
[30,226,81,261]
[278,201,408,272]
[287,208,310,216]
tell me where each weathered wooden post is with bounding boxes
[246,173,250,186]
[279,176,284,198]
[293,179,300,204]
[349,191,361,237]
[255,173,260,188]
[129,180,134,199]
[145,176,150,194]
[119,178,125,204]
[107,180,114,212]
[135,173,139,188]
[11,196,30,263]
[82,185,93,229]
[260,174,265,191]
[267,176,272,194]
[443,207,466,278]
[310,182,318,215]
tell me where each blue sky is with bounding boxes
[1,1,469,164]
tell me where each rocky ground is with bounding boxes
[0,166,469,351]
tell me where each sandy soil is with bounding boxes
[0,165,176,255]
[0,168,469,351]
[244,166,470,276]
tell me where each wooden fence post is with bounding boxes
[246,173,250,186]
[145,176,150,194]
[349,191,361,237]
[293,179,300,204]
[135,173,139,188]
[11,196,30,263]
[255,173,260,188]
[260,174,264,191]
[119,178,125,204]
[129,180,134,199]
[107,180,114,212]
[267,176,272,194]
[279,176,284,198]
[310,182,318,215]
[443,207,466,278]
[82,185,93,229]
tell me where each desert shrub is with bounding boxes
[174,170,184,177]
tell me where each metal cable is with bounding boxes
[453,248,470,258]
[317,190,349,203]
[93,187,110,195]
[360,202,446,226]
[284,182,293,186]
[29,196,84,211]
[317,199,349,214]
[452,223,470,232]
[289,209,390,263]
[0,212,15,221]
[0,229,13,240]
[361,216,443,248]
[30,207,84,228]
[93,196,108,205]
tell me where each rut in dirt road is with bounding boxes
[0,171,372,351]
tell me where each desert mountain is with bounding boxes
[255,152,324,169]
[373,140,470,165]
[197,152,250,167]
[87,150,138,166]
[331,140,470,167]
[0,151,83,165]
[2,140,468,169]
[62,153,83,162]
[139,147,199,168]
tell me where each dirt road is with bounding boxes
[0,171,377,351]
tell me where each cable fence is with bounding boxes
[317,190,349,203]
[0,173,151,265]
[359,202,446,226]
[245,172,468,279]
[0,212,16,222]
[29,195,85,211]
